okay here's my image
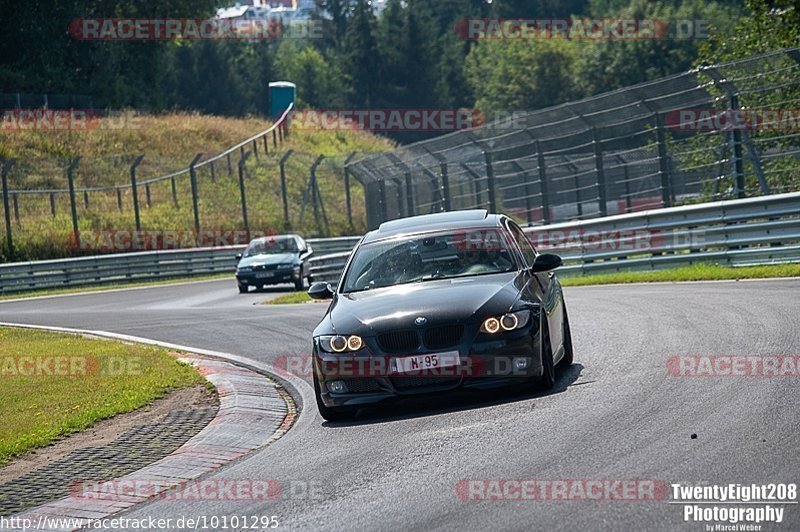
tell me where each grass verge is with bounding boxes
[264,263,800,304]
[265,292,314,305]
[0,273,233,302]
[0,327,206,464]
[559,263,800,286]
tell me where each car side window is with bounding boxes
[508,223,537,267]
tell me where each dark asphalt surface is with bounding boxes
[1,277,798,531]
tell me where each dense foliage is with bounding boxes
[0,0,796,141]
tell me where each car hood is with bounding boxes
[237,253,297,268]
[317,272,523,335]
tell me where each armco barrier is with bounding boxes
[310,192,800,284]
[1,193,798,294]
[0,237,360,294]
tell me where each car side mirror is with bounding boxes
[531,253,562,272]
[235,253,243,260]
[308,282,334,300]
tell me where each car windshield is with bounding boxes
[341,228,517,292]
[244,237,297,257]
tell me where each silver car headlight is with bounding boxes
[480,310,530,334]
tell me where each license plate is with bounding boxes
[393,351,460,373]
[255,272,273,279]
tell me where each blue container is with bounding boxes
[269,81,296,119]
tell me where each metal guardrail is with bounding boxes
[0,236,361,294]
[307,192,800,285]
[1,193,798,294]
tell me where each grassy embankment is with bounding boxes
[0,113,394,262]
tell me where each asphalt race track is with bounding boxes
[1,277,798,531]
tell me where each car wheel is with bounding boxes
[313,373,356,422]
[294,272,304,292]
[536,317,555,390]
[559,303,574,367]
[238,284,248,294]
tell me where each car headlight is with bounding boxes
[318,335,364,353]
[480,310,530,334]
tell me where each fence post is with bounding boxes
[50,192,57,217]
[210,160,216,183]
[67,157,81,241]
[592,127,608,217]
[378,180,388,223]
[263,134,269,154]
[129,155,144,232]
[392,178,405,217]
[116,188,123,211]
[226,153,233,177]
[483,151,497,213]
[343,152,357,229]
[171,177,178,207]
[310,155,329,235]
[189,153,203,234]
[401,171,413,217]
[252,139,259,161]
[654,113,672,208]
[272,129,278,150]
[729,94,746,199]
[512,161,533,225]
[83,190,89,210]
[1,159,15,260]
[279,150,294,230]
[440,162,451,212]
[145,184,151,208]
[534,141,551,224]
[238,151,251,233]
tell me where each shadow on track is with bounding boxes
[321,363,584,427]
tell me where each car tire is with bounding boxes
[559,303,574,367]
[238,284,248,294]
[313,373,356,422]
[536,318,555,390]
[294,275,304,292]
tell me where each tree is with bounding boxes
[341,0,380,107]
[465,38,582,114]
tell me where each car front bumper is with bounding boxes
[313,326,543,408]
[237,269,300,286]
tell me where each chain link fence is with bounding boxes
[348,47,800,229]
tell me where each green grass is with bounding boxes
[0,327,206,464]
[0,273,234,301]
[559,263,800,286]
[264,263,800,304]
[265,292,313,305]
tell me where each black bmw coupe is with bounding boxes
[308,210,573,421]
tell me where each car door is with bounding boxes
[507,221,564,356]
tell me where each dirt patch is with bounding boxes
[0,384,217,486]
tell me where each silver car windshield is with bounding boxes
[342,229,517,293]
[244,237,297,257]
